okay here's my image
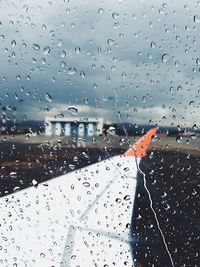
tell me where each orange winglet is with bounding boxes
[124,128,157,158]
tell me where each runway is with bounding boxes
[0,136,199,266]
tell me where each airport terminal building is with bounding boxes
[45,117,103,137]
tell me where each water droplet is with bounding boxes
[32,58,37,64]
[93,82,97,89]
[60,61,66,68]
[33,43,40,50]
[162,54,169,63]
[80,71,85,78]
[83,182,90,187]
[124,195,131,201]
[186,139,190,144]
[151,135,158,142]
[44,93,53,103]
[84,98,88,104]
[23,4,29,12]
[115,198,121,203]
[142,96,146,102]
[107,126,116,135]
[68,106,78,115]
[73,156,79,162]
[67,67,76,75]
[43,46,51,54]
[56,112,64,118]
[196,58,200,65]
[113,22,120,29]
[150,41,156,48]
[189,100,195,106]
[191,133,197,139]
[177,85,182,92]
[42,24,47,30]
[11,40,16,47]
[9,20,14,26]
[0,34,5,40]
[40,253,45,258]
[107,38,114,45]
[10,171,17,178]
[41,57,46,64]
[176,136,182,143]
[69,164,75,170]
[98,8,104,14]
[32,179,38,187]
[119,138,125,146]
[60,50,66,58]
[176,124,181,131]
[194,15,200,23]
[16,75,21,80]
[112,12,119,19]
[75,47,81,54]
[192,124,198,130]
[13,186,20,192]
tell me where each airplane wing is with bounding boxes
[0,128,157,267]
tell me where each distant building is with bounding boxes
[45,117,103,137]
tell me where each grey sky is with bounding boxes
[0,0,199,127]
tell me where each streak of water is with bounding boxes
[114,91,175,266]
[136,159,175,267]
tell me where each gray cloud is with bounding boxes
[0,0,199,127]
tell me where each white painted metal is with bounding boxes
[0,155,140,267]
[55,122,62,136]
[88,122,94,136]
[45,117,103,137]
[78,123,84,137]
[64,123,71,136]
[44,117,52,136]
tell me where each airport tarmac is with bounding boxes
[0,135,199,266]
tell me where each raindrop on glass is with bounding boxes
[43,46,51,54]
[11,40,16,47]
[162,54,169,63]
[176,136,182,143]
[80,71,85,78]
[124,195,131,201]
[98,8,104,14]
[84,98,88,104]
[44,93,53,103]
[107,126,116,135]
[196,58,200,65]
[150,41,156,48]
[192,124,198,130]
[194,15,200,23]
[75,47,81,54]
[83,182,90,188]
[33,43,40,50]
[112,12,119,19]
[189,100,195,106]
[68,106,78,115]
[10,171,17,178]
[68,67,76,75]
[60,50,66,58]
[107,39,114,45]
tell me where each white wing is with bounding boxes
[0,129,157,267]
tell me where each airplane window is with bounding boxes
[0,1,199,266]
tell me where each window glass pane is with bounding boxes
[0,1,199,266]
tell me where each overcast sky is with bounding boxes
[0,0,199,127]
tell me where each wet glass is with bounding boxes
[0,1,199,266]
